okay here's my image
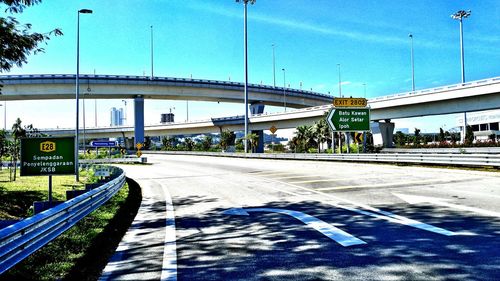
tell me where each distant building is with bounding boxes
[456,109,500,140]
[161,113,175,123]
[110,107,124,126]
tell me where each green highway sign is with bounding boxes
[20,137,75,176]
[326,108,370,132]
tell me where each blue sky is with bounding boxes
[2,0,499,134]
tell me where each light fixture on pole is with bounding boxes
[236,0,256,153]
[75,8,92,182]
[409,33,415,92]
[363,83,367,98]
[337,63,342,97]
[282,68,287,112]
[451,10,471,84]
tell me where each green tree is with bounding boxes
[143,136,152,150]
[201,135,213,151]
[245,133,259,153]
[295,125,315,152]
[313,119,330,152]
[1,0,62,80]
[0,129,7,170]
[438,128,446,142]
[161,136,176,150]
[465,125,474,146]
[288,136,298,153]
[10,118,25,181]
[413,128,421,146]
[184,138,195,151]
[220,130,235,151]
[394,131,407,147]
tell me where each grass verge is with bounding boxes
[0,169,90,220]
[0,177,142,281]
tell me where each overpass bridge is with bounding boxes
[0,74,331,107]
[2,75,500,148]
[0,74,332,146]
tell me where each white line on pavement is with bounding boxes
[317,179,450,191]
[224,208,367,247]
[160,182,178,281]
[394,193,500,218]
[253,175,457,236]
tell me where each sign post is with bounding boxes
[21,137,76,207]
[326,108,370,132]
[327,97,370,154]
[269,126,278,153]
[90,141,118,159]
[136,142,143,157]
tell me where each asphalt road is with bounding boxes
[104,154,500,281]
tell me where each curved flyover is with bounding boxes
[0,74,332,108]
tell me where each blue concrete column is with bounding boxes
[134,96,145,145]
[251,130,264,153]
[250,102,265,115]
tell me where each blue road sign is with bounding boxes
[90,141,118,148]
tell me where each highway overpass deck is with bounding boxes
[0,74,332,108]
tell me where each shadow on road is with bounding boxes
[170,195,500,281]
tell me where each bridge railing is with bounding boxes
[145,151,500,168]
[0,167,126,274]
[0,74,333,99]
[370,76,500,102]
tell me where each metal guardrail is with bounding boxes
[0,167,126,274]
[371,76,500,102]
[146,151,500,167]
[81,157,147,164]
[381,147,500,154]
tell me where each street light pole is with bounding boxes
[282,68,286,112]
[451,10,471,84]
[337,63,342,97]
[1,103,5,130]
[75,8,92,182]
[121,100,127,125]
[272,43,276,87]
[409,33,415,92]
[236,0,255,153]
[451,10,471,144]
[150,25,154,80]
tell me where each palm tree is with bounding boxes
[295,125,315,152]
[0,130,7,170]
[313,119,330,152]
[11,118,26,181]
[220,130,235,152]
[184,138,195,151]
[202,135,213,151]
[161,136,177,150]
[245,133,259,153]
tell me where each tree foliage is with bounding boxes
[245,133,259,153]
[0,0,62,74]
[201,135,213,151]
[220,130,235,151]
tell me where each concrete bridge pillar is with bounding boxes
[371,120,395,148]
[250,102,265,115]
[249,102,265,153]
[251,130,264,153]
[134,96,145,146]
